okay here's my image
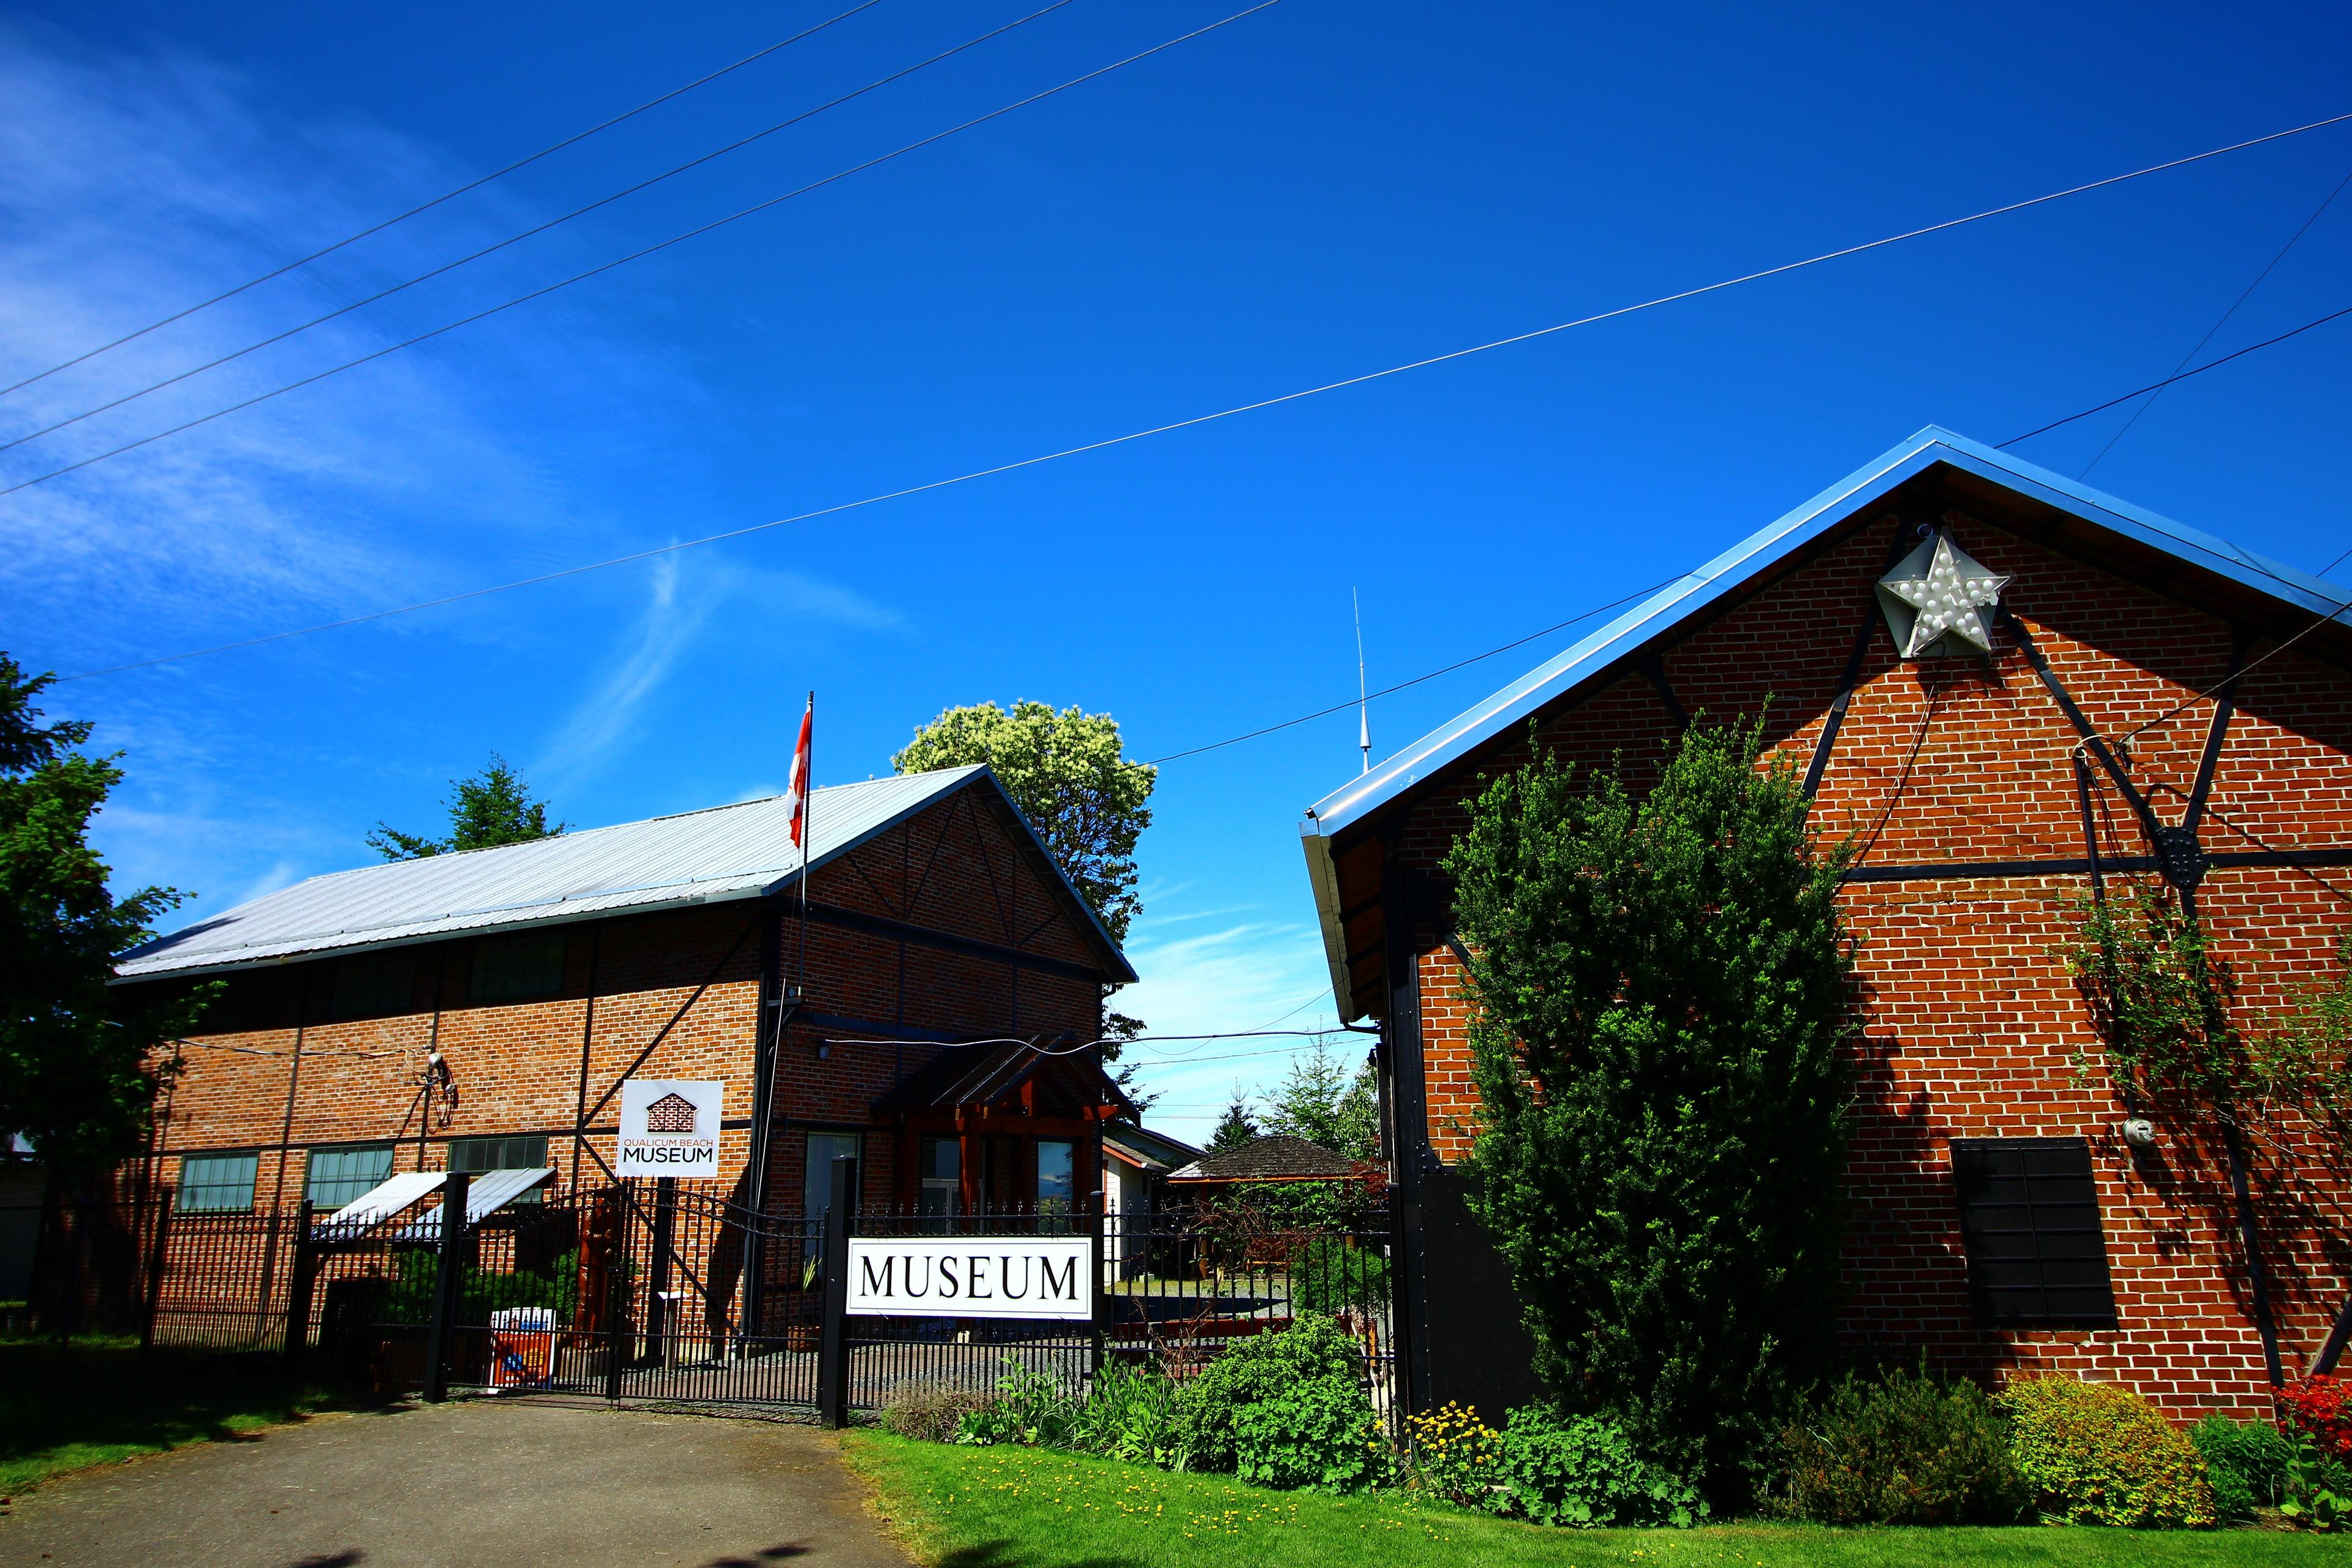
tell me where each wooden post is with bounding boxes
[646,1177,677,1366]
[816,1155,856,1428]
[603,1183,629,1401]
[138,1189,177,1359]
[423,1172,470,1403]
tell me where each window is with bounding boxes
[178,1150,258,1213]
[449,1133,548,1203]
[331,951,414,1019]
[918,1136,960,1223]
[1950,1137,2118,1328]
[304,1143,396,1211]
[1036,1139,1076,1232]
[472,932,567,1003]
[804,1132,862,1221]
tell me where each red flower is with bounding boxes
[2281,1376,2352,1460]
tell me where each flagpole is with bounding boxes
[796,690,813,998]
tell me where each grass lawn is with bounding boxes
[839,1431,2340,1568]
[0,1335,379,1498]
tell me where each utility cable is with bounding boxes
[0,0,889,401]
[0,1,1281,499]
[2078,165,2352,480]
[1142,577,1681,764]
[0,0,1078,456]
[43,111,2352,681]
[1998,301,2352,449]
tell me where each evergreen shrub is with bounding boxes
[1777,1363,2026,1525]
[2190,1415,2291,1521]
[1999,1379,2214,1527]
[1445,718,1853,1495]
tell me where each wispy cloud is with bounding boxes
[533,554,901,788]
[0,21,700,672]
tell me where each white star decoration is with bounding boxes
[1874,529,2012,658]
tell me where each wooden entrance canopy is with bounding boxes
[874,1040,1134,1212]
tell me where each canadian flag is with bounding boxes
[783,701,813,849]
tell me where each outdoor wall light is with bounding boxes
[2121,1117,2157,1148]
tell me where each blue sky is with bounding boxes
[5,1,2349,1143]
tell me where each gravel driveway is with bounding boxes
[1,1397,911,1568]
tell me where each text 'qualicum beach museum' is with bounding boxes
[1303,427,2352,1422]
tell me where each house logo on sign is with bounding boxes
[617,1079,723,1177]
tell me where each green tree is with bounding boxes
[1443,717,1853,1496]
[892,701,1155,944]
[1262,1042,1380,1159]
[1208,1087,1260,1153]
[0,656,209,1175]
[368,753,566,860]
[894,700,1156,1061]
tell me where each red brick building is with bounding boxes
[114,764,1137,1227]
[1299,427,2352,1422]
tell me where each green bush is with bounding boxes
[1172,1315,1381,1490]
[1289,1237,1390,1314]
[1445,720,1853,1496]
[1777,1363,2026,1525]
[1489,1406,1706,1528]
[2191,1415,2291,1521]
[1999,1379,2214,1527]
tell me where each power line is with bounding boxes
[0,0,1079,457]
[1997,301,2352,448]
[0,0,889,402]
[1142,578,1679,764]
[2078,164,2352,480]
[45,110,2352,681]
[0,1,1281,500]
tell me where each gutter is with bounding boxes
[1299,815,1363,1023]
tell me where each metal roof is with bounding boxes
[119,764,1133,982]
[1302,426,2352,840]
[396,1166,556,1241]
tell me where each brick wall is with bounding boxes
[1383,507,2352,1419]
[133,780,1114,1226]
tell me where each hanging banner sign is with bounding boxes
[845,1235,1094,1321]
[616,1079,724,1177]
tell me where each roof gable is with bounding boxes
[119,764,1134,982]
[1303,427,2350,839]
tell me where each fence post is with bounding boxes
[282,1201,318,1370]
[1090,1204,1107,1386]
[423,1172,470,1403]
[816,1155,856,1428]
[603,1184,629,1402]
[138,1191,176,1359]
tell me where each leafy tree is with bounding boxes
[1208,1088,1260,1153]
[892,701,1155,944]
[894,700,1156,1063]
[0,655,209,1175]
[1444,717,1853,1496]
[368,753,565,860]
[1263,1041,1380,1159]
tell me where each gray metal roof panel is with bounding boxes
[1303,426,2352,839]
[119,765,1134,981]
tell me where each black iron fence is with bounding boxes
[23,1170,1395,1429]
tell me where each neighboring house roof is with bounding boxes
[118,765,1137,984]
[1104,1123,1205,1175]
[1298,424,2352,1017]
[1165,1134,1368,1183]
[873,1038,1139,1121]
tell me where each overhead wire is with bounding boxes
[0,0,890,401]
[2076,165,2352,480]
[0,0,1283,499]
[0,0,1080,457]
[37,108,2352,683]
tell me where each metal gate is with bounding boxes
[100,1172,1398,1427]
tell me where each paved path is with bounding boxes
[1,1398,912,1568]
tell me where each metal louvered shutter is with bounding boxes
[1949,1137,2118,1329]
